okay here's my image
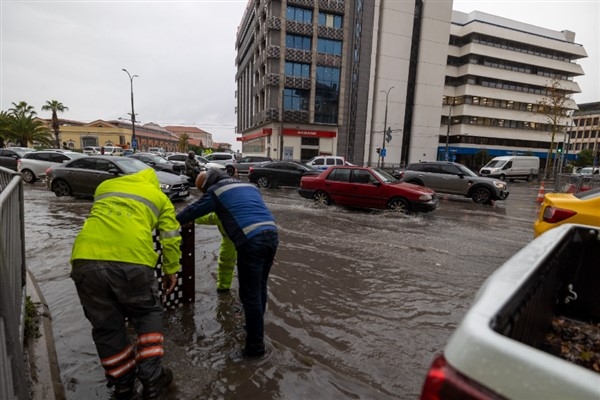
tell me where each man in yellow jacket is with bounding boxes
[70,168,181,400]
[195,212,236,292]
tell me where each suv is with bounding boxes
[0,148,34,171]
[18,150,87,183]
[304,156,345,171]
[204,152,237,165]
[395,161,509,204]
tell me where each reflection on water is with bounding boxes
[23,183,539,399]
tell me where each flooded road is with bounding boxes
[23,179,541,399]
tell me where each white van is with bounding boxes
[305,156,345,171]
[479,156,539,181]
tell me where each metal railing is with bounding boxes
[554,173,600,194]
[0,166,28,400]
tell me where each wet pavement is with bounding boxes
[23,179,542,399]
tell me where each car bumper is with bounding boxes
[410,197,439,213]
[496,190,510,200]
[298,188,315,200]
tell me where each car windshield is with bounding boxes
[197,156,209,163]
[147,154,169,165]
[371,168,396,183]
[457,164,478,177]
[114,157,153,173]
[579,167,594,175]
[484,160,506,168]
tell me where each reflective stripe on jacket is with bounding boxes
[70,169,182,275]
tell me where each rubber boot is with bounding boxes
[142,368,173,400]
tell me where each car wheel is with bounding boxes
[313,191,331,206]
[256,176,270,188]
[471,187,492,204]
[226,165,236,177]
[52,179,72,197]
[387,197,410,213]
[21,169,36,183]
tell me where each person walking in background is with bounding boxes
[70,168,181,400]
[195,211,236,292]
[177,169,278,359]
[100,146,105,155]
[184,151,201,183]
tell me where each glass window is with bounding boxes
[283,88,310,111]
[318,12,343,28]
[327,168,350,182]
[315,66,340,124]
[285,61,310,78]
[317,38,342,55]
[287,6,312,23]
[286,34,311,50]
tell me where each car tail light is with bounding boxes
[420,355,504,400]
[248,167,254,173]
[45,167,52,175]
[398,171,404,179]
[542,206,577,223]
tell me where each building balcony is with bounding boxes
[285,48,313,64]
[284,76,311,90]
[318,0,345,14]
[286,20,314,36]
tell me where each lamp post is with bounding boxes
[379,86,394,168]
[445,103,452,161]
[122,68,139,152]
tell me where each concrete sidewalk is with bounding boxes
[26,269,66,400]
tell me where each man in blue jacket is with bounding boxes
[177,169,278,358]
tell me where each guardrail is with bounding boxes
[0,166,28,400]
[554,173,600,194]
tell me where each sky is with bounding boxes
[1,1,598,151]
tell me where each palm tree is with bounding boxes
[41,100,69,148]
[9,101,37,118]
[2,104,53,147]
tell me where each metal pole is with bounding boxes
[122,69,139,152]
[445,104,451,161]
[380,86,394,168]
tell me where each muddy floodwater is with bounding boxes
[23,180,541,399]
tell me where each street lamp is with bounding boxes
[379,86,394,168]
[122,68,139,152]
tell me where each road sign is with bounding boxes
[385,127,392,143]
[380,148,387,157]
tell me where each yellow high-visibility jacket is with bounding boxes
[70,169,182,275]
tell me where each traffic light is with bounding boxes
[557,143,563,153]
[376,147,381,154]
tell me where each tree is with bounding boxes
[1,102,53,147]
[573,149,594,168]
[537,79,572,180]
[41,100,69,148]
[177,133,190,152]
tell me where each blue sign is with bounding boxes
[380,148,387,157]
[131,138,138,149]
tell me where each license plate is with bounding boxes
[179,190,188,196]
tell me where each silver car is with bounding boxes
[395,161,509,204]
[45,156,190,201]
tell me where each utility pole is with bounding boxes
[379,86,394,168]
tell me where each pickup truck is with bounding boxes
[420,223,600,399]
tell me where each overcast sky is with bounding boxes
[1,1,598,151]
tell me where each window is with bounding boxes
[327,168,350,182]
[285,61,310,78]
[351,170,373,184]
[287,6,312,23]
[286,34,311,51]
[317,38,342,55]
[315,66,340,124]
[318,12,342,28]
[283,88,309,111]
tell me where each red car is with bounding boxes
[298,166,438,213]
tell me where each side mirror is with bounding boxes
[108,168,119,175]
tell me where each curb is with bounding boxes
[26,269,66,400]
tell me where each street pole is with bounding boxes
[445,105,452,161]
[122,69,139,152]
[380,86,394,168]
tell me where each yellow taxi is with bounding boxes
[533,187,600,237]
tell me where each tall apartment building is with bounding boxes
[569,102,600,160]
[235,0,452,166]
[443,11,587,168]
[234,2,587,169]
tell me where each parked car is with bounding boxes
[235,156,273,174]
[248,161,320,188]
[18,150,87,183]
[166,153,225,172]
[129,152,184,175]
[576,166,600,176]
[394,161,509,204]
[304,155,346,171]
[298,166,438,213]
[102,146,124,156]
[533,187,600,237]
[45,156,190,201]
[83,146,101,155]
[203,152,238,167]
[0,148,34,171]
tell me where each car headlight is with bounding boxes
[493,181,507,189]
[160,183,171,191]
[419,194,433,201]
